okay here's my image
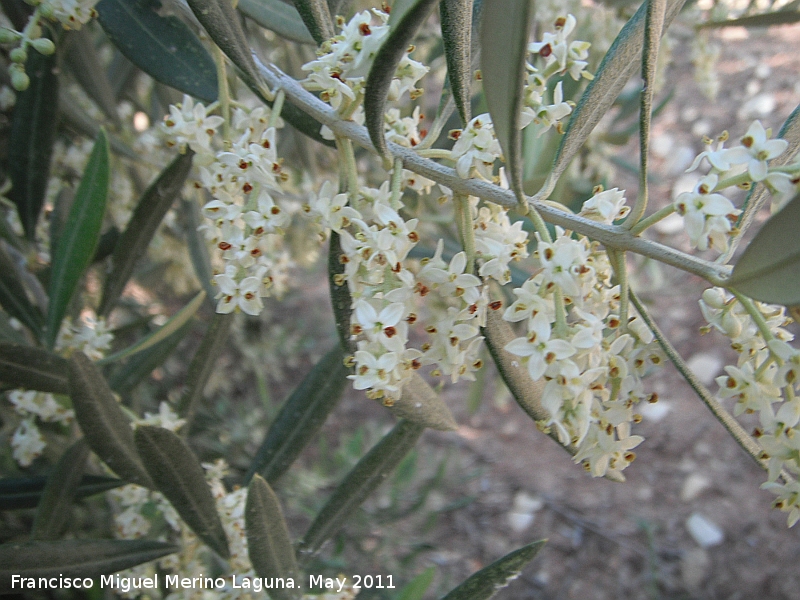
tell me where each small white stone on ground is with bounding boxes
[681,472,712,502]
[687,512,724,548]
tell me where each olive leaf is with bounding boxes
[388,373,458,431]
[31,439,90,540]
[68,351,154,489]
[439,540,546,600]
[238,0,316,44]
[245,475,302,600]
[186,0,263,92]
[531,0,687,203]
[99,152,195,316]
[396,566,436,600]
[292,0,335,45]
[64,28,121,125]
[99,291,205,365]
[364,0,440,158]
[182,197,216,301]
[0,539,178,592]
[178,311,235,430]
[700,9,800,29]
[479,0,532,206]
[96,0,218,102]
[298,419,425,560]
[8,49,58,240]
[135,425,231,559]
[329,232,355,353]
[729,193,800,305]
[46,129,110,349]
[0,244,44,338]
[440,0,474,126]
[107,319,195,394]
[0,343,70,395]
[0,474,123,511]
[245,346,348,484]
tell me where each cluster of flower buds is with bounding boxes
[677,120,798,253]
[502,225,664,479]
[700,288,800,526]
[162,97,298,315]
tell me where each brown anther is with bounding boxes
[254,227,265,236]
[545,351,556,363]
[473,359,483,369]
[489,300,503,311]
[425,325,437,334]
[624,452,637,462]
[449,129,462,141]
[554,16,567,28]
[648,393,658,403]
[741,135,754,148]
[544,247,554,260]
[358,365,369,375]
[262,139,271,149]
[359,23,371,36]
[339,254,349,264]
[539,44,553,58]
[270,206,280,215]
[250,248,261,257]
[244,292,255,300]
[391,262,402,273]
[408,231,419,242]
[242,182,253,194]
[351,324,363,336]
[753,427,763,438]
[238,159,248,170]
[411,359,421,370]
[468,304,478,315]
[406,313,417,324]
[384,326,397,338]
[449,336,459,347]
[218,241,232,251]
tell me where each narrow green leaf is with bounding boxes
[0,343,69,394]
[396,566,436,600]
[532,0,687,203]
[99,291,205,365]
[627,0,667,226]
[481,299,546,422]
[182,198,216,300]
[364,0,439,158]
[186,0,264,93]
[0,244,44,337]
[479,0,531,206]
[0,310,29,345]
[239,0,316,44]
[64,27,121,125]
[0,539,178,592]
[292,0,334,45]
[46,130,110,349]
[107,319,195,394]
[440,0,473,126]
[0,475,123,511]
[298,419,425,560]
[99,153,195,316]
[439,540,546,600]
[389,373,458,431]
[700,10,800,29]
[245,346,348,484]
[329,232,355,353]
[8,49,59,240]
[245,475,302,600]
[178,311,234,430]
[96,0,218,102]
[729,193,800,305]
[135,425,230,559]
[32,439,90,540]
[68,351,154,488]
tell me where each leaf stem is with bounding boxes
[212,45,231,147]
[629,204,675,236]
[454,194,476,274]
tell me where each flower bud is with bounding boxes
[9,47,27,63]
[0,27,21,43]
[701,287,727,309]
[30,38,55,55]
[10,69,30,91]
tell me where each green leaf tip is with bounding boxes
[135,425,231,559]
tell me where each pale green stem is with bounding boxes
[629,291,772,476]
[713,171,753,192]
[730,288,774,343]
[340,91,363,121]
[553,288,568,337]
[390,157,403,207]
[416,149,453,160]
[212,45,231,146]
[610,249,629,331]
[629,204,676,236]
[269,89,285,128]
[336,136,359,202]
[454,194,476,275]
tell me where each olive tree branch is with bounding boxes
[255,57,730,286]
